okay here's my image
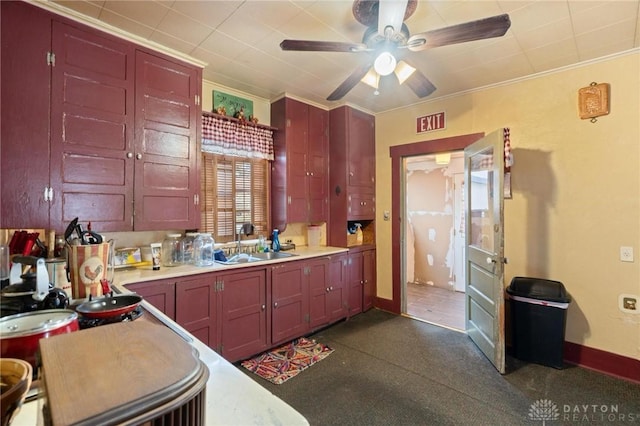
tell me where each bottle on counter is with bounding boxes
[272,229,281,252]
[162,233,183,267]
[258,235,267,253]
[193,233,215,267]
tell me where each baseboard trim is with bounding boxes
[374,297,398,314]
[564,341,640,383]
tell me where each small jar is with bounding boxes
[162,233,182,267]
[193,233,215,267]
[180,232,199,264]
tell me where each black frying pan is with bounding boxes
[75,294,142,319]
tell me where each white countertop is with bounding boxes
[13,246,348,425]
[114,245,347,286]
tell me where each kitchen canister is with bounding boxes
[162,233,182,267]
[193,233,214,267]
[307,225,321,247]
[68,243,110,299]
[179,232,199,264]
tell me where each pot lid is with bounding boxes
[0,309,78,338]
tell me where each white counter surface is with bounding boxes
[114,245,347,286]
[12,246,348,425]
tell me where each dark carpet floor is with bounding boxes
[238,309,640,425]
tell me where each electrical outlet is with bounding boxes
[620,246,634,262]
[619,294,638,314]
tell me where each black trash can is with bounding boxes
[506,277,571,369]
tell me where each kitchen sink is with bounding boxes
[215,251,297,265]
[250,251,297,261]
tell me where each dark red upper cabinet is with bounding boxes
[271,98,329,231]
[49,21,136,233]
[1,1,52,229]
[133,51,201,231]
[0,1,202,233]
[329,106,376,246]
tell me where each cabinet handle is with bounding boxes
[326,287,330,293]
[330,286,333,291]
[274,302,278,308]
[126,152,133,159]
[261,304,266,311]
[136,153,142,160]
[309,172,314,176]
[349,171,354,176]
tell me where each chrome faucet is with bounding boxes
[236,223,254,254]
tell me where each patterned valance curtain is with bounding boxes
[202,113,274,160]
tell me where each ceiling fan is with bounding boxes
[280,0,511,101]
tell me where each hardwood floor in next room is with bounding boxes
[406,282,465,331]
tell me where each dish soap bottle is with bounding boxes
[272,229,281,252]
[355,223,363,245]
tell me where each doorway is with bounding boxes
[403,152,465,331]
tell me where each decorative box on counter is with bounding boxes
[113,247,143,268]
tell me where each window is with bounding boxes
[200,153,270,243]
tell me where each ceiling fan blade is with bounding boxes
[280,39,367,53]
[327,62,374,101]
[403,68,437,98]
[407,14,511,52]
[378,0,408,36]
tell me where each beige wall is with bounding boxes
[375,52,640,360]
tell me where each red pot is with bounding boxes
[0,309,79,368]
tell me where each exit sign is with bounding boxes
[416,112,446,133]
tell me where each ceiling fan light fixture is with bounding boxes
[361,68,380,89]
[394,61,416,85]
[374,51,397,76]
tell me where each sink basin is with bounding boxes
[216,251,297,265]
[251,251,297,260]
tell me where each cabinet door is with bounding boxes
[363,249,376,311]
[220,268,268,362]
[347,252,364,316]
[133,51,200,231]
[50,21,136,232]
[307,106,329,223]
[0,1,51,229]
[175,275,217,348]
[271,262,309,345]
[126,279,176,320]
[327,254,349,322]
[347,108,375,191]
[284,98,309,224]
[308,257,330,329]
[348,193,376,220]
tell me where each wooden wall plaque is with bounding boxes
[578,83,610,120]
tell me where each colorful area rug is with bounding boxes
[241,337,334,384]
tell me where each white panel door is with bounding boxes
[464,129,506,374]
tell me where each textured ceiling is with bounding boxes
[48,0,640,113]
